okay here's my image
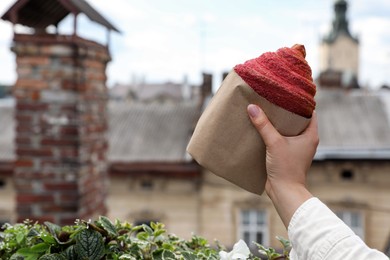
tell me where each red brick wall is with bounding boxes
[12,34,110,225]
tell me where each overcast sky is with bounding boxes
[1,0,390,89]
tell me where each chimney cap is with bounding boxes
[1,0,120,33]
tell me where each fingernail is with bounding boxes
[248,104,260,118]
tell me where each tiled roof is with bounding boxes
[314,89,390,159]
[316,89,390,147]
[109,82,187,102]
[0,100,200,163]
[108,101,199,162]
[1,89,390,162]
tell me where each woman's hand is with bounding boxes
[247,104,319,227]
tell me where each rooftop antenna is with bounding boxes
[199,17,207,73]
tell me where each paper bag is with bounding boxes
[187,70,311,195]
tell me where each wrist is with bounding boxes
[266,179,306,197]
[267,181,312,204]
[265,180,313,228]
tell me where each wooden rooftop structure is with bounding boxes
[1,0,120,45]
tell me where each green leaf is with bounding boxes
[142,224,154,236]
[150,222,158,230]
[10,253,25,260]
[131,225,144,232]
[161,242,175,251]
[44,222,61,236]
[152,249,176,260]
[276,236,291,249]
[62,245,78,260]
[17,247,38,255]
[29,243,51,253]
[40,234,56,245]
[181,251,197,260]
[119,255,137,260]
[253,241,283,259]
[27,228,40,238]
[44,222,68,245]
[154,229,166,237]
[53,231,74,245]
[75,229,105,260]
[16,248,40,260]
[16,233,25,244]
[136,231,149,241]
[38,254,66,260]
[99,216,118,237]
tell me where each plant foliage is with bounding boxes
[0,216,290,259]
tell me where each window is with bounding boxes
[336,211,364,239]
[340,169,354,180]
[140,179,154,190]
[239,209,268,247]
[0,179,5,188]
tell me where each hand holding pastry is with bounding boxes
[247,104,318,227]
[187,44,317,195]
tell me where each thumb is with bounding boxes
[247,104,281,146]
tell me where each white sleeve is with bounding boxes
[288,197,388,260]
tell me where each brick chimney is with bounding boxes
[2,0,120,225]
[12,34,110,225]
[199,72,213,107]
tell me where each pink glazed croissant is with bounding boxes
[234,44,316,118]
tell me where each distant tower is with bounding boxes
[318,0,359,88]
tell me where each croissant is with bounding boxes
[234,44,316,118]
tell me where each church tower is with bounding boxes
[319,0,359,88]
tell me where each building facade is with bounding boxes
[1,83,390,253]
[0,0,389,255]
[103,89,390,252]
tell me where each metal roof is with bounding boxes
[110,82,185,102]
[316,89,390,147]
[108,101,199,162]
[314,148,390,160]
[2,89,390,162]
[1,0,120,32]
[314,89,390,160]
[0,100,199,163]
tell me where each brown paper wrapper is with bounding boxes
[187,71,311,195]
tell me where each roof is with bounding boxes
[1,0,120,32]
[108,101,199,162]
[1,90,390,163]
[110,82,185,102]
[0,99,199,163]
[314,89,390,160]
